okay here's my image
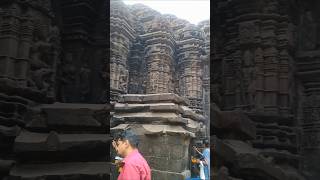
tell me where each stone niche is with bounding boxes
[110,93,205,180]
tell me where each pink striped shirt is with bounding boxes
[118,149,151,180]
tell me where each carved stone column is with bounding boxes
[176,25,205,114]
[110,0,135,101]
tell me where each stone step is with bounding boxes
[114,103,204,122]
[111,124,194,137]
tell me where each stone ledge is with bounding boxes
[111,124,195,137]
[118,93,190,106]
[113,112,187,125]
[14,130,111,152]
[115,103,183,114]
[27,103,110,129]
[9,162,110,178]
[114,103,204,123]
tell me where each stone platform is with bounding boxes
[111,93,205,180]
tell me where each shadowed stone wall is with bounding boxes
[0,0,110,179]
[213,0,320,179]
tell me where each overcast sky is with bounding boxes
[122,0,210,25]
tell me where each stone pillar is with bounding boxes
[110,0,135,101]
[140,21,176,94]
[111,93,205,180]
[176,25,205,115]
[56,0,106,103]
[198,20,210,136]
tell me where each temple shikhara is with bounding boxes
[0,0,319,180]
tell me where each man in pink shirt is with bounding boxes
[112,129,151,180]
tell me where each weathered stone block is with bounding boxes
[9,162,110,179]
[212,109,256,140]
[119,93,190,105]
[167,159,188,172]
[14,130,111,153]
[114,112,187,124]
[145,156,169,171]
[169,144,188,160]
[40,103,110,128]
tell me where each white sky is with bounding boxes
[122,0,210,25]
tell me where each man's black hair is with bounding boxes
[113,129,139,148]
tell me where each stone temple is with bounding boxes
[0,0,320,180]
[109,1,210,179]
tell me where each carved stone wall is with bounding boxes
[0,0,58,103]
[213,0,320,179]
[295,1,320,179]
[0,0,110,179]
[55,0,108,103]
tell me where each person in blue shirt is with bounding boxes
[202,140,210,180]
[192,139,210,180]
